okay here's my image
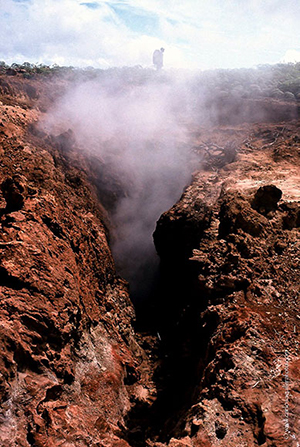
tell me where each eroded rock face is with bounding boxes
[150,127,300,447]
[1,175,28,211]
[0,81,154,447]
[153,199,212,260]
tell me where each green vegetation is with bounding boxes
[190,63,300,101]
[1,61,300,100]
[0,61,75,78]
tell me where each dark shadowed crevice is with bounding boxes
[26,423,37,447]
[0,267,37,291]
[122,255,220,445]
[120,208,219,445]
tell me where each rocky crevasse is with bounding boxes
[0,70,299,447]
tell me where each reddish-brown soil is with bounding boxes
[0,71,299,447]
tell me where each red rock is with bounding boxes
[0,68,299,447]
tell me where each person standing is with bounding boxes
[153,48,165,70]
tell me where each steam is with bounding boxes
[41,65,295,302]
[43,71,200,302]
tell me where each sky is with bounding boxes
[1,0,300,70]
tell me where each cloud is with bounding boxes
[1,0,300,69]
[281,49,300,63]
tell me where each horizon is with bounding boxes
[2,59,300,74]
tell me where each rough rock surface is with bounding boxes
[149,122,300,446]
[0,71,299,447]
[0,73,155,447]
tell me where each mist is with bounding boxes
[43,70,202,302]
[41,63,298,302]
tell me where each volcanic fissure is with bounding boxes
[1,66,299,447]
[83,129,239,445]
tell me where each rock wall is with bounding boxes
[149,124,300,446]
[0,77,154,446]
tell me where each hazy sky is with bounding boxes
[1,0,300,69]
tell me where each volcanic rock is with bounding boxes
[1,175,27,211]
[0,73,155,447]
[150,122,300,447]
[153,198,212,259]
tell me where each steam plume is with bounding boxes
[43,70,201,302]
